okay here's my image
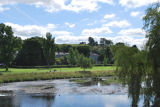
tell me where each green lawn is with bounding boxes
[0,66,116,74]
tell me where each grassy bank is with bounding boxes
[0,70,115,83]
[0,66,116,74]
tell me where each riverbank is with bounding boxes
[0,66,116,74]
[0,70,115,83]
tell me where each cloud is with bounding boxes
[82,27,112,35]
[104,14,115,19]
[5,22,56,39]
[0,0,114,13]
[0,5,9,12]
[52,31,73,36]
[130,11,140,17]
[103,20,131,28]
[4,22,146,49]
[55,34,146,49]
[65,22,75,28]
[119,0,159,8]
[118,28,146,37]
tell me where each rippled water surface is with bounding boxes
[0,78,143,107]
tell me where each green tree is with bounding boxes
[76,45,90,57]
[0,23,22,71]
[43,33,56,66]
[100,38,113,47]
[15,37,45,66]
[67,48,79,65]
[88,37,98,46]
[103,55,108,66]
[79,55,93,71]
[143,2,160,70]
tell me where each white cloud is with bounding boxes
[55,34,146,49]
[0,5,9,12]
[87,20,98,26]
[130,11,140,17]
[52,31,73,36]
[65,22,75,28]
[5,22,57,39]
[104,14,115,19]
[118,28,146,37]
[82,27,112,35]
[47,24,56,29]
[4,22,146,49]
[119,0,159,8]
[0,0,114,13]
[103,20,131,28]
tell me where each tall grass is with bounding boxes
[0,70,115,83]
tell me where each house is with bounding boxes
[55,52,69,58]
[55,52,100,64]
[89,53,100,64]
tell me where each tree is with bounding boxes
[67,48,79,65]
[0,23,22,71]
[15,37,45,66]
[88,37,98,46]
[103,55,108,66]
[79,54,93,71]
[143,2,160,70]
[43,33,56,66]
[100,38,113,47]
[98,47,113,64]
[76,45,90,57]
[79,42,86,44]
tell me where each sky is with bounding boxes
[0,0,159,49]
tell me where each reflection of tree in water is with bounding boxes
[0,96,14,107]
[32,94,55,107]
[128,73,142,107]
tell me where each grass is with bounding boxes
[0,70,115,83]
[0,66,116,74]
[0,66,116,83]
[102,77,121,85]
[69,79,89,83]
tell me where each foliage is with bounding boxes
[76,45,90,57]
[55,56,68,65]
[98,47,113,64]
[79,54,93,71]
[0,23,22,71]
[111,44,148,75]
[43,33,56,66]
[14,37,45,66]
[103,55,108,66]
[143,2,160,70]
[100,38,113,47]
[67,48,79,65]
[88,37,98,46]
[56,44,72,53]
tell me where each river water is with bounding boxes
[0,78,144,107]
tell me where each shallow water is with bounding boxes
[0,78,143,107]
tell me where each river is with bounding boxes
[0,78,144,107]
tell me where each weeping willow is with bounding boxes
[111,2,160,107]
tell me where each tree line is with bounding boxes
[0,22,137,71]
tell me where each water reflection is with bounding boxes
[0,94,142,107]
[0,96,14,107]
[31,94,55,107]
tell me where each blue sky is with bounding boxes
[0,0,159,48]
